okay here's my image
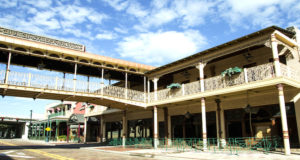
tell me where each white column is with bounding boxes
[277,84,291,155]
[73,63,78,92]
[271,34,282,77]
[153,106,158,149]
[84,117,87,143]
[147,80,150,103]
[152,78,159,101]
[125,72,128,99]
[201,97,207,150]
[122,110,127,147]
[4,51,12,84]
[198,62,205,92]
[197,62,207,150]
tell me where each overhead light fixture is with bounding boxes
[185,111,191,119]
[37,61,45,70]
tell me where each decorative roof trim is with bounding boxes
[0,26,85,52]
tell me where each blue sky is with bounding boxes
[0,0,299,118]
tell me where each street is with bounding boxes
[0,139,148,160]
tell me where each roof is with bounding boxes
[145,26,295,75]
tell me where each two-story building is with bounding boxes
[82,26,300,155]
[0,25,300,155]
[30,101,88,142]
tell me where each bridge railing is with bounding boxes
[0,70,145,103]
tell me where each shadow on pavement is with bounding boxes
[0,142,109,150]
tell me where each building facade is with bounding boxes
[0,26,299,155]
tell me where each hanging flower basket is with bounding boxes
[221,67,242,77]
[166,83,181,89]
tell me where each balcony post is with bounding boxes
[125,72,128,99]
[101,68,104,95]
[147,80,150,102]
[73,63,78,92]
[277,84,291,155]
[4,51,12,84]
[152,77,159,101]
[271,34,282,77]
[243,68,248,83]
[122,110,127,147]
[153,106,158,149]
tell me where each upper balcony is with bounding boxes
[147,63,300,106]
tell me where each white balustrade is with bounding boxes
[103,85,126,99]
[0,62,298,103]
[247,63,274,82]
[127,89,144,102]
[7,71,29,86]
[280,63,300,81]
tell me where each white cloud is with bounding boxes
[0,0,18,8]
[31,11,60,30]
[218,0,297,28]
[126,1,148,18]
[102,0,129,11]
[96,31,117,40]
[117,30,207,66]
[24,0,52,8]
[114,27,128,34]
[172,0,216,28]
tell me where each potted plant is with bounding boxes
[221,67,242,77]
[166,83,181,89]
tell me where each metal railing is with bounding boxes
[152,63,278,102]
[105,137,282,155]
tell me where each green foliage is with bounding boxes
[167,83,181,89]
[58,135,67,141]
[221,67,242,77]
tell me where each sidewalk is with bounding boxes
[83,146,300,160]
